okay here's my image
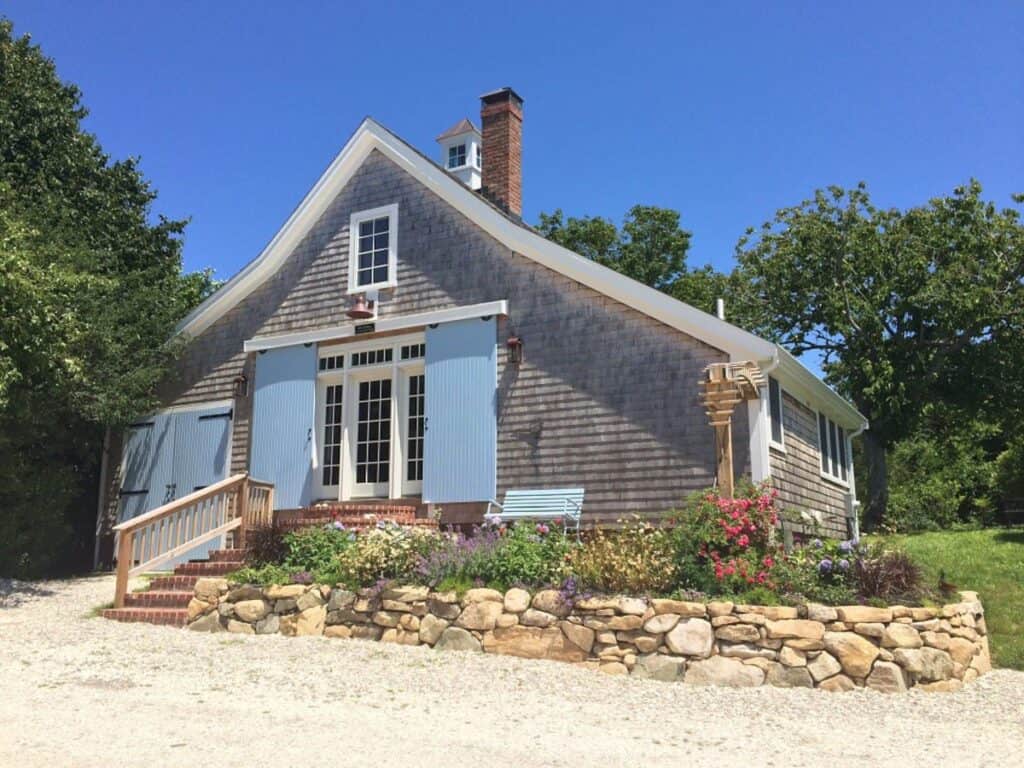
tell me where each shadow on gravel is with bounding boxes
[0,579,57,609]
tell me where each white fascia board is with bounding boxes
[773,346,868,431]
[243,300,508,353]
[179,118,774,362]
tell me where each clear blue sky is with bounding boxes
[5,1,1023,280]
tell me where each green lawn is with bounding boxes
[883,528,1024,670]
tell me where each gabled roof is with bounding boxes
[436,118,479,141]
[177,118,866,430]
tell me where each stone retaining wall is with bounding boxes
[187,581,991,693]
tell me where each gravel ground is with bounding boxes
[2,575,1022,768]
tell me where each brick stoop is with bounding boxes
[101,548,245,627]
[276,502,437,532]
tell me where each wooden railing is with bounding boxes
[112,473,274,608]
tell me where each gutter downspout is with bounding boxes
[845,420,870,541]
[747,350,781,485]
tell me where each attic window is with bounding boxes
[447,144,467,169]
[349,204,398,293]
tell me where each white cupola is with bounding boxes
[435,118,482,190]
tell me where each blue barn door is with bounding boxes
[171,405,233,561]
[118,413,176,524]
[423,317,497,503]
[250,344,316,508]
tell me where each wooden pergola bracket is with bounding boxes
[700,361,767,498]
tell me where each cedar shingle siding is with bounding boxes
[770,391,849,538]
[149,150,752,525]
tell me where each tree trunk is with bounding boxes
[862,430,889,531]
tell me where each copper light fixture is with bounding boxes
[507,335,523,364]
[232,373,248,398]
[347,294,375,320]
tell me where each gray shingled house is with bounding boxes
[97,87,867,561]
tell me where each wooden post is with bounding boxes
[715,423,734,499]
[113,531,133,609]
[236,476,250,552]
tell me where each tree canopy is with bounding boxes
[536,204,735,314]
[733,181,1024,528]
[0,19,213,576]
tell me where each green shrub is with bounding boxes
[569,518,676,594]
[282,525,355,573]
[227,563,293,585]
[464,521,574,589]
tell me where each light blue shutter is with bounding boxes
[423,317,497,503]
[118,413,176,523]
[173,406,231,494]
[251,344,316,508]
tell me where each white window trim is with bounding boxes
[816,408,851,488]
[348,203,398,294]
[768,376,786,452]
[447,143,468,170]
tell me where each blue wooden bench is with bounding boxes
[486,488,584,537]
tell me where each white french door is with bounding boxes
[348,373,393,498]
[315,335,425,501]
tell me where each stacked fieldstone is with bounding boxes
[187,580,990,693]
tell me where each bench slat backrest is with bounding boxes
[499,488,584,521]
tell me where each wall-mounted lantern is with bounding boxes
[507,335,523,364]
[233,373,249,398]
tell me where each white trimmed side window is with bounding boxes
[348,204,398,292]
[447,143,467,169]
[818,412,849,485]
[768,376,785,449]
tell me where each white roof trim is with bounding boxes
[243,300,508,353]
[772,346,867,430]
[181,117,861,426]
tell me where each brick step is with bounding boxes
[201,548,246,563]
[173,561,242,576]
[148,574,199,591]
[101,607,188,627]
[123,590,192,608]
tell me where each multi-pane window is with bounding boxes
[447,143,467,168]
[355,378,391,485]
[355,216,390,287]
[350,348,393,367]
[400,343,425,360]
[321,384,343,486]
[818,412,848,484]
[318,354,344,372]
[406,374,425,482]
[475,144,483,169]
[768,376,784,447]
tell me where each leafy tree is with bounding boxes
[0,20,213,576]
[734,181,1024,529]
[538,205,737,314]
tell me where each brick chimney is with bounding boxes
[480,87,523,217]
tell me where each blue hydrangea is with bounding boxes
[812,539,824,549]
[839,540,852,553]
[818,558,833,574]
[838,558,851,571]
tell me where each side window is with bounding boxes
[768,376,784,447]
[819,412,849,485]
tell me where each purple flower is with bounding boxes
[838,558,851,572]
[332,520,347,531]
[818,558,832,574]
[812,539,823,549]
[839,540,852,553]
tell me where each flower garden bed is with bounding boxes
[199,483,992,691]
[186,579,991,693]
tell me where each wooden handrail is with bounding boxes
[112,472,275,609]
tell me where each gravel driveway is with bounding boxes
[2,575,1022,768]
